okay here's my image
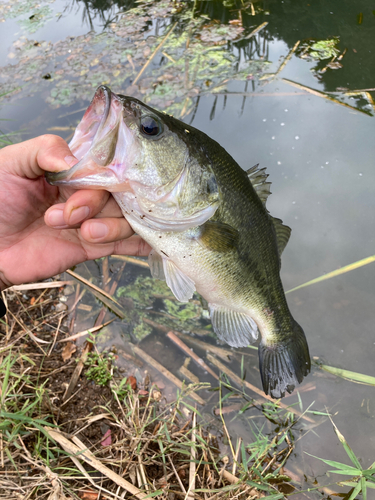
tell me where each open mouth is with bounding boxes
[45,86,126,190]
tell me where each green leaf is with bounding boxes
[341,481,375,490]
[170,447,192,455]
[348,480,363,500]
[320,365,375,386]
[331,420,362,469]
[245,481,274,491]
[362,477,367,500]
[262,494,285,500]
[182,402,202,418]
[362,469,375,478]
[307,410,332,416]
[241,442,248,472]
[304,453,360,474]
[143,490,164,498]
[328,470,363,476]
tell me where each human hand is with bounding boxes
[0,134,150,290]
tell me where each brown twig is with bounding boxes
[45,428,149,499]
[283,78,372,116]
[133,22,178,85]
[173,331,237,360]
[8,281,74,291]
[180,359,201,384]
[112,255,149,268]
[58,319,116,343]
[245,21,268,39]
[47,313,63,356]
[167,331,219,379]
[65,269,122,307]
[132,345,206,405]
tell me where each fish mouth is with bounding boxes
[46,85,129,190]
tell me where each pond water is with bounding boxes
[1,0,375,496]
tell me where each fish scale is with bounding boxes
[46,85,310,398]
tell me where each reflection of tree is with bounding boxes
[1,0,372,120]
[69,0,137,29]
[263,0,375,91]
[68,0,375,91]
[0,1,270,119]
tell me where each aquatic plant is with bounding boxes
[0,0,270,117]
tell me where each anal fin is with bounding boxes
[209,303,258,347]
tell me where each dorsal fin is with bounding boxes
[246,164,291,257]
[246,164,272,206]
[271,217,291,256]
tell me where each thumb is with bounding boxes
[1,134,78,179]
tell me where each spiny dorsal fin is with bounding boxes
[271,217,291,256]
[246,164,272,206]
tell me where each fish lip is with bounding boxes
[94,85,112,137]
[46,86,114,185]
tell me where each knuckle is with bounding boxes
[39,134,68,152]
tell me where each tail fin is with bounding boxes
[258,320,310,399]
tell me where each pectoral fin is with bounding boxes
[148,250,166,280]
[163,259,195,303]
[209,303,258,347]
[198,221,239,252]
[148,250,195,302]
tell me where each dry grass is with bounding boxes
[0,279,299,500]
[1,269,362,500]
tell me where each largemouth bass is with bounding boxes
[46,86,310,398]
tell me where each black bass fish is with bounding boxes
[46,86,310,398]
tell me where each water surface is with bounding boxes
[1,0,375,495]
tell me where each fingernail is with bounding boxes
[47,208,66,227]
[64,155,78,168]
[89,221,109,240]
[68,206,90,225]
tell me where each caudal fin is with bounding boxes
[258,320,310,399]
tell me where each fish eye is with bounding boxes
[140,115,162,137]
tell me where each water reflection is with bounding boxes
[1,0,375,494]
[71,0,137,29]
[1,0,373,135]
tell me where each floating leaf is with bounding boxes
[296,37,340,61]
